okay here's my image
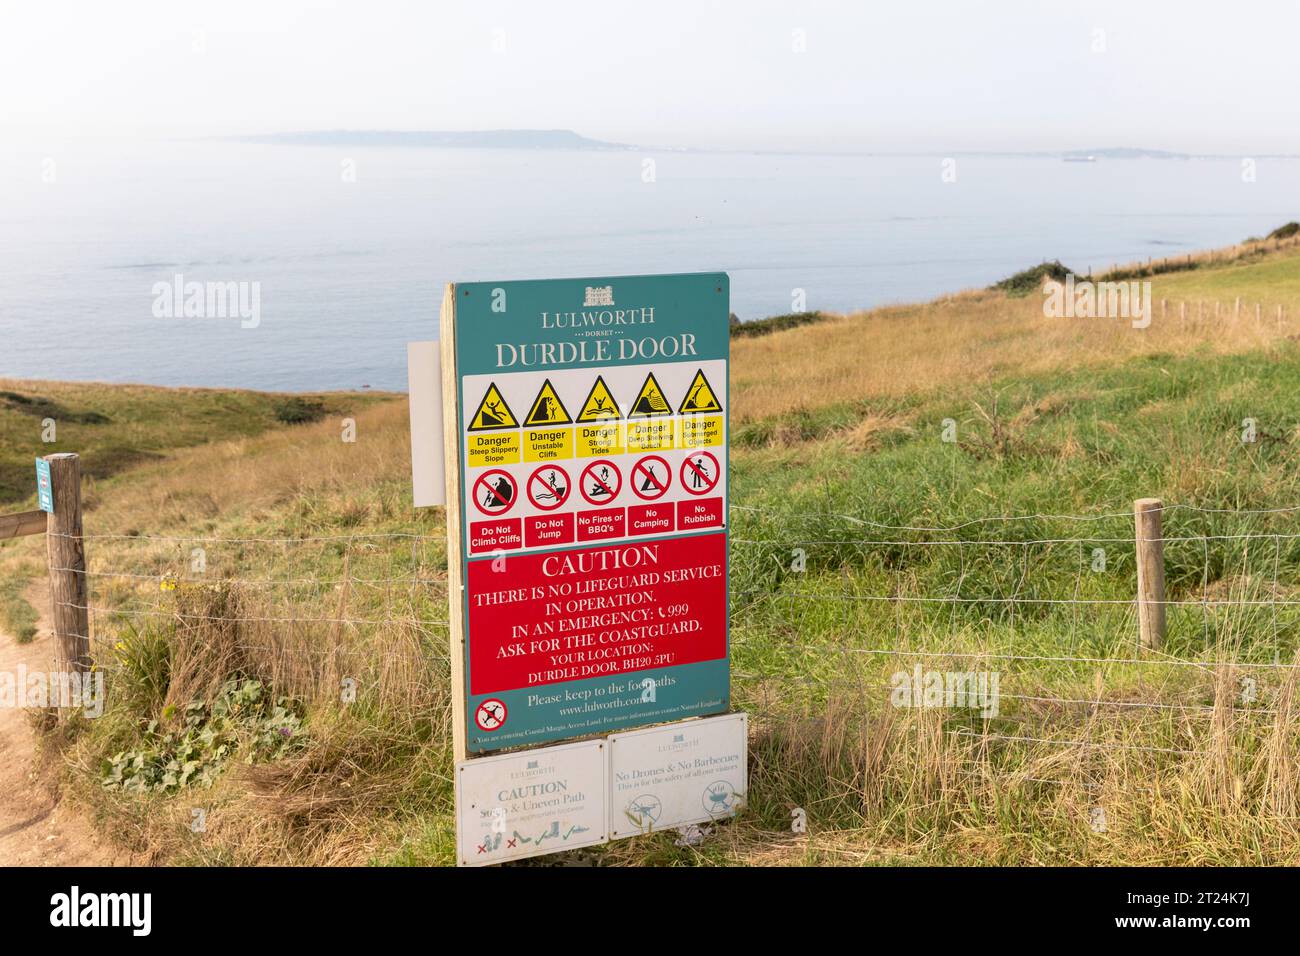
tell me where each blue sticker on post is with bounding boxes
[35,458,53,514]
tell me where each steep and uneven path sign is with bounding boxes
[441,273,730,757]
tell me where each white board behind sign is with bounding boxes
[406,341,445,507]
[607,712,748,840]
[455,738,608,866]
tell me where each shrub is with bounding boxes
[731,311,828,338]
[273,397,328,425]
[0,390,110,424]
[990,260,1073,297]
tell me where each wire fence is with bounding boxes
[26,498,1300,786]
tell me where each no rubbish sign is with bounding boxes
[440,273,731,758]
[680,451,720,495]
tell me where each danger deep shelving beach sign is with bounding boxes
[440,273,731,759]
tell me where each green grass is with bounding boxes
[0,379,391,507]
[1149,251,1300,302]
[715,341,1300,863]
[0,561,40,643]
[0,380,395,664]
[52,342,1300,867]
[13,240,1300,866]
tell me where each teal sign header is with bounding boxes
[451,272,729,377]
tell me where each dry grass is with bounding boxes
[81,399,416,537]
[26,399,456,866]
[63,569,451,866]
[731,246,1300,424]
[710,676,1300,867]
[15,239,1300,867]
[837,414,915,452]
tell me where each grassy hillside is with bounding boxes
[0,384,392,642]
[730,240,1300,426]
[0,381,391,507]
[5,237,1300,866]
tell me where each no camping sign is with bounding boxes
[440,273,731,757]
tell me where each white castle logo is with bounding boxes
[583,285,614,307]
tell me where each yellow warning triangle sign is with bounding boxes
[467,382,518,431]
[628,372,672,418]
[678,368,723,414]
[523,379,572,426]
[576,376,622,422]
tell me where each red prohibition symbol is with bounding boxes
[475,698,507,732]
[527,464,571,511]
[680,451,720,496]
[472,469,517,516]
[631,455,672,501]
[579,459,622,506]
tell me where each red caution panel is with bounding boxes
[467,531,727,696]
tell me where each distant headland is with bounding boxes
[231,129,633,150]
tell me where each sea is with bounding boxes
[1,140,1295,392]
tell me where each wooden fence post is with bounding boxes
[1135,497,1166,650]
[44,453,91,673]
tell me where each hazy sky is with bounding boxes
[4,0,1298,153]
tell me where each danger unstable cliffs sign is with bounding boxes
[441,273,730,756]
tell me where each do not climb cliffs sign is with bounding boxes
[440,273,731,759]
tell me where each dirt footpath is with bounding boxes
[0,582,122,866]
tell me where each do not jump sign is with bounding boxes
[527,464,570,511]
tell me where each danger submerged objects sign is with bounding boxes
[442,273,730,756]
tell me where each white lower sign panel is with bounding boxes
[607,712,748,839]
[456,739,608,866]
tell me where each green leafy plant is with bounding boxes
[103,678,304,794]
